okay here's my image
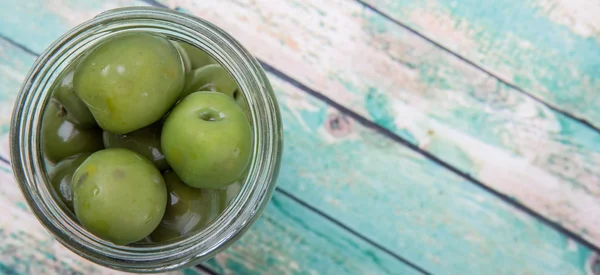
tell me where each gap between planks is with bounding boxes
[353,0,600,134]
[195,264,219,275]
[0,155,9,165]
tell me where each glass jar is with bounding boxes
[9,6,282,273]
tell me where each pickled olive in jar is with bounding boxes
[41,101,103,163]
[181,64,238,98]
[178,41,215,69]
[51,68,96,129]
[74,32,185,134]
[149,171,222,242]
[162,92,251,189]
[102,123,169,171]
[49,153,91,211]
[72,149,167,245]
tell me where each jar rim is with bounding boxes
[9,6,282,273]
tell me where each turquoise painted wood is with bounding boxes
[4,0,599,246]
[0,37,597,274]
[362,0,600,128]
[0,0,598,274]
[157,0,600,246]
[201,194,423,275]
[0,39,23,137]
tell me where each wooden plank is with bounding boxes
[156,0,600,247]
[1,37,598,274]
[269,71,599,275]
[0,36,24,138]
[3,0,600,246]
[0,39,422,275]
[360,0,600,128]
[202,193,424,275]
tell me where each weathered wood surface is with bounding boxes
[5,0,600,247]
[0,0,598,274]
[7,0,599,249]
[362,0,600,129]
[0,37,598,274]
[156,0,600,246]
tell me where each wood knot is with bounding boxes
[325,114,352,137]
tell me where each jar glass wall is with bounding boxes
[9,7,282,273]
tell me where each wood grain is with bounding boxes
[361,0,600,129]
[1,34,598,274]
[4,0,600,246]
[269,71,598,275]
[156,0,600,246]
[1,0,599,274]
[202,193,424,275]
[0,37,25,140]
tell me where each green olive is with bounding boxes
[171,41,192,73]
[149,171,222,242]
[162,92,252,189]
[73,148,167,245]
[44,157,56,175]
[74,32,185,134]
[181,64,238,98]
[52,68,96,129]
[41,101,104,163]
[102,123,169,171]
[49,153,91,211]
[233,89,250,119]
[178,41,215,69]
